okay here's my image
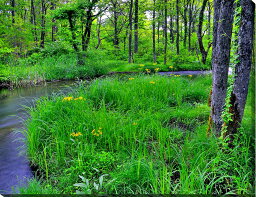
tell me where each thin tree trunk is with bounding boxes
[170,15,174,44]
[51,2,57,42]
[197,0,208,64]
[176,0,180,54]
[227,0,255,136]
[82,10,93,52]
[128,0,133,63]
[152,0,156,63]
[68,14,79,52]
[208,1,211,40]
[40,0,46,48]
[134,0,139,53]
[113,1,119,48]
[188,0,193,50]
[183,1,188,47]
[211,0,235,135]
[164,0,168,65]
[30,0,38,43]
[11,0,15,24]
[96,16,102,49]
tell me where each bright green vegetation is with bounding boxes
[23,75,254,194]
[0,48,210,88]
[0,50,110,87]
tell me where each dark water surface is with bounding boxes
[0,81,75,194]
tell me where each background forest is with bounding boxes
[0,0,213,86]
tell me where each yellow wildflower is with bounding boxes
[175,75,180,77]
[150,81,156,84]
[70,132,82,137]
[63,96,73,101]
[129,78,135,80]
[153,63,157,65]
[74,96,86,101]
[92,128,103,136]
[188,75,193,77]
[145,69,151,73]
[139,64,145,67]
[154,68,160,72]
[132,122,138,126]
[169,66,174,69]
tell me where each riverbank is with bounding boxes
[0,52,211,90]
[21,74,254,194]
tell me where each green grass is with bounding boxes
[109,61,210,73]
[1,49,211,89]
[22,74,254,194]
[1,52,110,88]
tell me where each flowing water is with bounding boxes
[0,81,75,194]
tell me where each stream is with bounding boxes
[0,70,211,194]
[0,81,75,194]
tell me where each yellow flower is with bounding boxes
[153,63,157,65]
[92,128,103,136]
[129,78,135,80]
[188,75,193,77]
[139,64,145,67]
[169,66,174,69]
[175,75,180,77]
[145,69,151,73]
[132,122,138,126]
[150,81,155,84]
[63,96,73,101]
[74,96,86,101]
[154,68,160,72]
[70,132,82,137]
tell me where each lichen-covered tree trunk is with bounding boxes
[211,0,235,135]
[227,0,255,135]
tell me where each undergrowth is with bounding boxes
[22,75,254,194]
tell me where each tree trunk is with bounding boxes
[211,0,235,135]
[134,0,139,53]
[170,15,174,44]
[82,10,93,52]
[176,0,180,55]
[40,0,46,48]
[227,0,255,136]
[113,1,119,48]
[68,13,79,52]
[96,16,102,49]
[197,0,208,64]
[51,2,57,42]
[183,1,188,48]
[152,0,156,63]
[188,0,193,51]
[30,0,38,43]
[128,0,133,63]
[208,1,211,40]
[164,0,168,65]
[11,0,15,24]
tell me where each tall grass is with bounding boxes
[23,74,254,194]
[1,52,110,88]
